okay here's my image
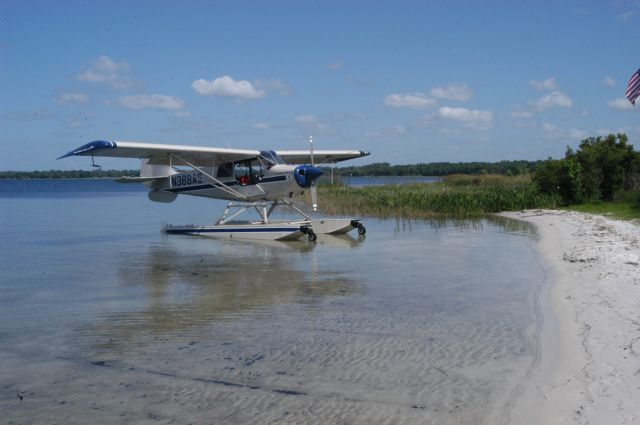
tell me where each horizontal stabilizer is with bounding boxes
[114,176,166,184]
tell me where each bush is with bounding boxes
[535,133,639,204]
[573,134,636,201]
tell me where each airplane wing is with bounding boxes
[58,140,261,166]
[59,140,370,167]
[275,150,370,165]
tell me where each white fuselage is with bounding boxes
[146,164,307,202]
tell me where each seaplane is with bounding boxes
[58,138,370,241]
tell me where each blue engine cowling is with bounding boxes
[294,165,324,188]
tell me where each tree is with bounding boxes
[533,157,582,204]
[574,134,636,201]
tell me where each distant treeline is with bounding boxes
[1,161,541,179]
[0,169,140,179]
[329,160,542,176]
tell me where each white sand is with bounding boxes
[499,210,640,425]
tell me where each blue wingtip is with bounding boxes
[57,140,116,160]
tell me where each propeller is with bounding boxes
[310,136,318,211]
[293,137,323,209]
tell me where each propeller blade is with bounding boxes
[311,180,318,211]
[310,136,317,211]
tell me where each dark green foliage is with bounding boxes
[534,157,582,203]
[534,133,640,204]
[572,134,637,201]
[330,160,541,177]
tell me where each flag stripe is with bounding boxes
[626,75,640,93]
[626,69,640,105]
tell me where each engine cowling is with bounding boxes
[293,165,323,188]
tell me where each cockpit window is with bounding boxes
[259,150,284,167]
[216,162,234,178]
[235,159,263,185]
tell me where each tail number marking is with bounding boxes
[171,172,204,187]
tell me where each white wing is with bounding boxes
[59,140,370,166]
[58,140,260,166]
[275,150,370,165]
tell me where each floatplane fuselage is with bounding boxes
[132,153,320,204]
[59,140,370,241]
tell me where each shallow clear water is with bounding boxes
[0,179,543,424]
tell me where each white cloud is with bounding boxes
[602,76,616,87]
[56,92,88,104]
[542,122,587,141]
[568,128,588,139]
[529,78,558,91]
[436,106,494,129]
[77,55,133,90]
[607,98,634,110]
[384,92,437,108]
[253,122,270,129]
[430,83,472,101]
[531,91,573,110]
[294,114,332,132]
[295,114,318,123]
[117,94,186,111]
[254,79,292,96]
[191,75,266,100]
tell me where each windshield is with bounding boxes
[259,150,285,167]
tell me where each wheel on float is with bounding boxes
[357,224,366,235]
[308,231,317,242]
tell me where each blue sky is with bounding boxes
[2,1,640,170]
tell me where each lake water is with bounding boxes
[0,179,545,425]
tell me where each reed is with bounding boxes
[315,175,560,218]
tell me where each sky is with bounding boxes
[2,0,640,170]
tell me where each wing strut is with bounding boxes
[170,153,248,201]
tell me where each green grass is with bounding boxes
[562,194,640,221]
[315,175,560,218]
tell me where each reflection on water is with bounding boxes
[390,214,537,237]
[84,240,363,355]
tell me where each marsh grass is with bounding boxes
[314,174,560,218]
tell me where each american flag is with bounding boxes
[626,68,640,105]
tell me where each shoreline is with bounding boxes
[499,210,640,424]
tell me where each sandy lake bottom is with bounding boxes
[1,182,546,424]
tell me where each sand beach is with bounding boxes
[500,210,640,425]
